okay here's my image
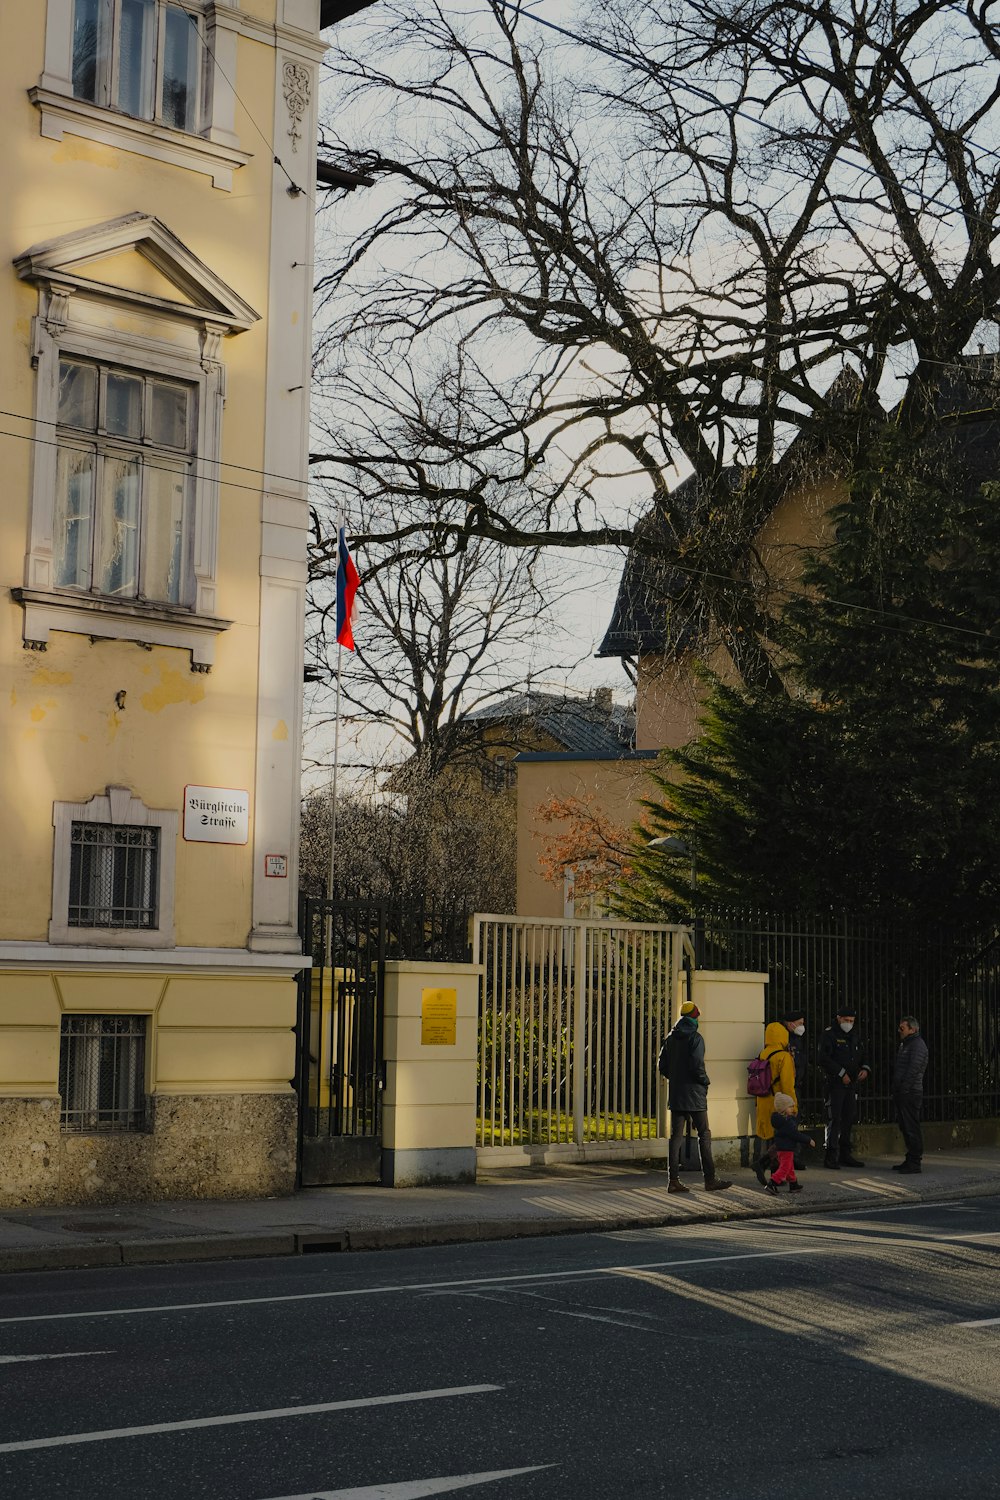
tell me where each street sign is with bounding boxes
[183,785,249,844]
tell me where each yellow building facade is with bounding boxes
[0,0,352,1205]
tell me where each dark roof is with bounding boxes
[598,358,1000,662]
[462,691,635,757]
[320,0,376,25]
[596,470,736,658]
[317,160,374,192]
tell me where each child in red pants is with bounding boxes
[765,1093,815,1194]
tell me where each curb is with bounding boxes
[0,1177,996,1276]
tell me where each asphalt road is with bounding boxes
[0,1196,998,1500]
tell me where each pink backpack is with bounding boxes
[747,1049,781,1097]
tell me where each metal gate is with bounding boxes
[296,898,386,1186]
[474,915,694,1152]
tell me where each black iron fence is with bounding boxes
[695,910,1000,1127]
[296,893,472,1148]
[314,891,472,965]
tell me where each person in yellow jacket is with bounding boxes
[753,1021,798,1184]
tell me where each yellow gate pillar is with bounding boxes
[382,960,483,1187]
[689,970,768,1166]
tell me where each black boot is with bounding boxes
[823,1152,840,1169]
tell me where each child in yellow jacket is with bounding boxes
[753,1022,797,1184]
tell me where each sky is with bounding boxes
[304,4,639,790]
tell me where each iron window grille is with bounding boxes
[480,757,517,793]
[59,1014,148,1133]
[69,821,159,929]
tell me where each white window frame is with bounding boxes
[15,213,259,670]
[51,786,179,948]
[21,297,228,668]
[70,0,208,134]
[54,356,198,607]
[31,0,250,190]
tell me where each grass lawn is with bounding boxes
[478,1110,661,1146]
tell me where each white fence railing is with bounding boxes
[473,915,695,1151]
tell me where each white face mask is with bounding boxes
[793,1025,805,1037]
[840,1020,855,1033]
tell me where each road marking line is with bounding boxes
[260,1467,551,1499]
[956,1316,1000,1328]
[836,1200,968,1216]
[917,1231,1000,1243]
[553,1309,643,1330]
[0,1384,501,1455]
[0,1248,827,1327]
[0,1351,111,1364]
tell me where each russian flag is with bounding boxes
[335,525,360,651]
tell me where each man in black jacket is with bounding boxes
[892,1016,929,1173]
[660,1001,732,1194]
[818,1008,871,1169]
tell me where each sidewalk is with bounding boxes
[2,1146,999,1275]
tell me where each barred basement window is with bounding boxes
[68,822,159,929]
[59,1014,148,1133]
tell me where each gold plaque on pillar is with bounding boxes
[421,987,457,1045]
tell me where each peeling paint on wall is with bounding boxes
[141,665,207,713]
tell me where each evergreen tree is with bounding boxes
[623,431,1000,927]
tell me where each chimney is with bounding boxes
[593,686,613,714]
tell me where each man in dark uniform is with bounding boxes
[818,1008,871,1168]
[782,1012,808,1170]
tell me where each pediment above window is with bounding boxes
[14,213,259,334]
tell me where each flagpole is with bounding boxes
[328,641,343,902]
[326,522,358,969]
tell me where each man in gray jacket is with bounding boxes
[892,1016,929,1174]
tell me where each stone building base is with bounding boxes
[0,1093,297,1207]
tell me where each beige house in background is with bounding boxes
[0,0,367,1206]
[515,748,657,918]
[517,363,1000,916]
[515,465,842,916]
